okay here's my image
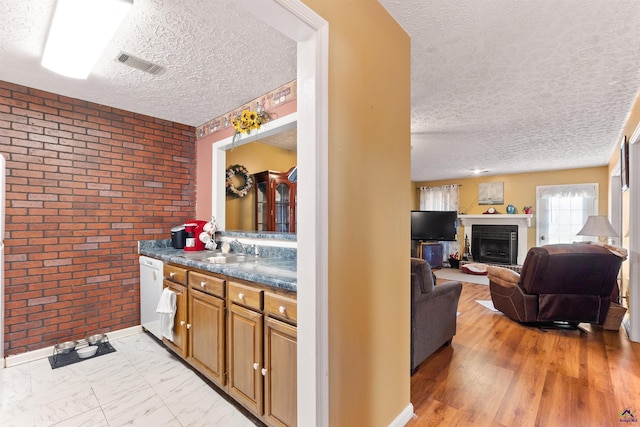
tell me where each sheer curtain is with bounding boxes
[536,183,598,245]
[418,185,460,265]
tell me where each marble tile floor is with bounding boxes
[0,333,259,427]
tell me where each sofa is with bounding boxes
[411,257,463,374]
[486,243,624,328]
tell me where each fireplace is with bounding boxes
[471,225,518,264]
[458,214,533,265]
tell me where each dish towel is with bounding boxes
[156,288,177,341]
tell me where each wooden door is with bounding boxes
[227,303,263,415]
[163,280,188,358]
[263,317,297,427]
[189,288,226,387]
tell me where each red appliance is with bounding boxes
[183,220,208,251]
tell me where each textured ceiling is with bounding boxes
[381,0,640,181]
[0,0,297,128]
[1,1,640,181]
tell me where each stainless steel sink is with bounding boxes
[178,250,257,264]
[206,254,253,264]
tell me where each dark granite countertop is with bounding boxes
[139,245,297,293]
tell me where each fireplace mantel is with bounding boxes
[458,214,534,265]
[458,214,533,228]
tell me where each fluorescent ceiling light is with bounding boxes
[42,0,133,79]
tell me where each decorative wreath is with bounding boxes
[226,164,253,198]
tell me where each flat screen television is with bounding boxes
[411,210,458,241]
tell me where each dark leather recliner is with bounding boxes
[487,243,623,327]
[411,257,462,374]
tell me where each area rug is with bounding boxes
[475,300,499,312]
[435,268,489,285]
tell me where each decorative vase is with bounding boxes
[506,204,516,214]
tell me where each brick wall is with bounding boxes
[0,80,197,356]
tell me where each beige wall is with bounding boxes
[225,142,297,230]
[195,2,412,421]
[302,0,412,424]
[608,91,640,305]
[413,166,610,255]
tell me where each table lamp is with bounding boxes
[576,215,618,242]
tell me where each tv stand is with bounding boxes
[418,242,443,269]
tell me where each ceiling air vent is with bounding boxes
[116,52,163,75]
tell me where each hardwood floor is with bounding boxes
[408,281,640,427]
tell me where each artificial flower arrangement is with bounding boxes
[231,109,271,143]
[523,206,533,214]
[449,252,460,260]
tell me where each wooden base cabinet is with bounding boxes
[227,281,264,414]
[188,271,226,388]
[228,302,264,414]
[189,288,226,387]
[227,282,298,427]
[264,317,297,427]
[159,266,297,427]
[163,264,189,358]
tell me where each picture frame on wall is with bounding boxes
[621,135,629,192]
[478,182,504,205]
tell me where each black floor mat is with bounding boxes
[48,342,116,369]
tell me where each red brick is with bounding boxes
[1,81,196,356]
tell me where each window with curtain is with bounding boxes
[536,183,598,246]
[419,185,459,212]
[418,185,460,263]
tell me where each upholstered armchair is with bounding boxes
[411,257,462,374]
[487,243,624,328]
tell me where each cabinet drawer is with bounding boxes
[264,292,297,324]
[164,264,188,285]
[189,271,225,298]
[228,281,262,310]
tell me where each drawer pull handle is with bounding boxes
[180,321,185,326]
[278,306,286,314]
[253,362,259,370]
[238,293,245,300]
[186,323,191,329]
[261,368,267,376]
[200,281,206,287]
[169,272,176,277]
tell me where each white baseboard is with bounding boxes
[3,325,143,368]
[388,403,414,427]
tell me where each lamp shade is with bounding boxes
[41,0,133,79]
[576,215,618,238]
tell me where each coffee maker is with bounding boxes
[183,220,208,251]
[171,225,186,249]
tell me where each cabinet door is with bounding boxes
[273,180,291,232]
[254,171,296,232]
[163,281,188,358]
[228,303,263,415]
[263,317,297,427]
[256,180,268,231]
[189,289,225,387]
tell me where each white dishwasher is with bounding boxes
[139,256,164,340]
